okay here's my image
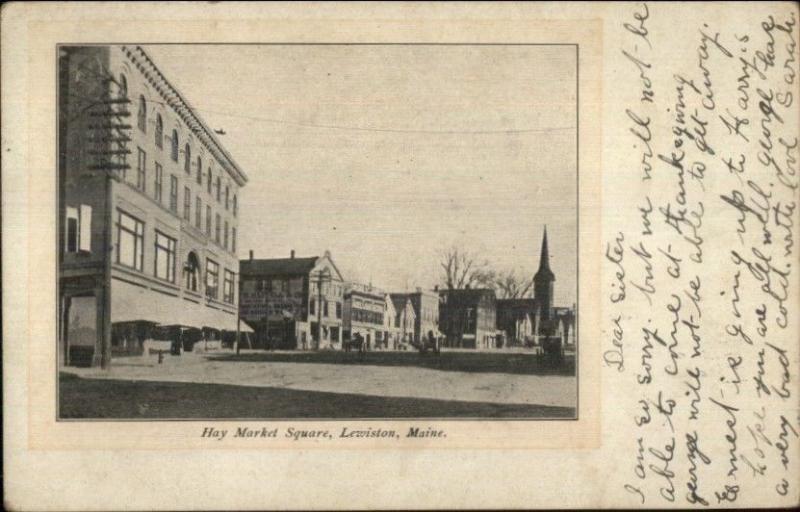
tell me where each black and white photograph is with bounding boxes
[6,2,800,511]
[57,43,578,420]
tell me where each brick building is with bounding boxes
[438,288,498,349]
[58,46,247,367]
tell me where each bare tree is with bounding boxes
[438,245,535,298]
[493,269,534,299]
[438,245,496,290]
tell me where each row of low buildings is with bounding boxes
[238,250,441,351]
[57,45,575,368]
[238,229,576,352]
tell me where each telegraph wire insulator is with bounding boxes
[87,149,132,156]
[87,163,131,171]
[87,123,133,131]
[86,136,132,144]
[89,111,132,118]
[99,98,131,105]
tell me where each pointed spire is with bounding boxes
[534,226,555,281]
[539,226,550,271]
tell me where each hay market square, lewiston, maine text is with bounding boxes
[201,426,446,440]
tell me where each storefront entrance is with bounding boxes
[62,294,98,367]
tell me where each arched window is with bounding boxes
[233,194,238,217]
[196,156,203,184]
[137,95,147,132]
[207,168,212,193]
[184,251,200,292]
[184,144,191,173]
[155,114,163,149]
[171,129,179,161]
[118,74,128,99]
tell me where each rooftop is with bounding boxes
[240,256,318,276]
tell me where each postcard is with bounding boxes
[2,1,797,510]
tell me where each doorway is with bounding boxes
[63,295,97,367]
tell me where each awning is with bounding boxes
[111,277,238,331]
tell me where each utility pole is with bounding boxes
[235,271,241,354]
[317,274,322,350]
[80,64,131,369]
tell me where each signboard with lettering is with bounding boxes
[240,277,307,322]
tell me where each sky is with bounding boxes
[144,45,577,306]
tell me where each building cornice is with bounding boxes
[121,45,249,187]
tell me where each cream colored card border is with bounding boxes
[4,1,601,505]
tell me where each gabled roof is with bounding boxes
[538,317,562,336]
[384,294,397,313]
[240,257,318,277]
[390,294,411,312]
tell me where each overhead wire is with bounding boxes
[143,98,574,136]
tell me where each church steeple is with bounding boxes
[533,226,555,321]
[534,226,555,282]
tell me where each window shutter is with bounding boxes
[65,207,79,252]
[79,204,92,252]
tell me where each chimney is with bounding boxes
[290,249,295,259]
[249,250,254,261]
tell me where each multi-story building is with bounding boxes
[58,46,247,367]
[240,250,345,350]
[343,283,385,350]
[390,294,417,347]
[393,288,440,343]
[438,288,498,349]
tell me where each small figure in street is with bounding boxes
[427,330,440,356]
[356,333,366,362]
